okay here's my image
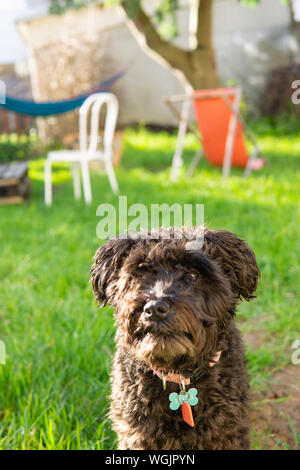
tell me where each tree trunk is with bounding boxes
[121,0,221,90]
[191,0,220,88]
[176,48,220,90]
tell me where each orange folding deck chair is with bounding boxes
[166,87,264,181]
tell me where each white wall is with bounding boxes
[213,0,297,109]
[0,0,49,64]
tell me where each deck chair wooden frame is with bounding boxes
[166,87,261,182]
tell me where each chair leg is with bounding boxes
[222,116,236,179]
[72,163,81,200]
[44,160,52,206]
[105,159,119,194]
[186,150,203,178]
[222,88,241,179]
[170,100,190,182]
[81,160,92,204]
[244,146,258,177]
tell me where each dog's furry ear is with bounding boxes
[91,237,137,307]
[203,230,259,301]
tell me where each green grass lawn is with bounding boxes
[0,122,299,449]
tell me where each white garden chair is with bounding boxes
[44,93,119,205]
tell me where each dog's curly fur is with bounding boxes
[91,227,259,450]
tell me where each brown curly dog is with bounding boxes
[91,227,259,450]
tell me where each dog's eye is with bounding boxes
[133,263,152,278]
[186,271,198,281]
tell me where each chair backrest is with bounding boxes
[193,87,248,168]
[79,93,119,158]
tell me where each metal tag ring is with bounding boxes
[161,371,166,391]
[180,377,186,394]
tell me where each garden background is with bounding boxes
[0,0,299,450]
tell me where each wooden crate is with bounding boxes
[0,162,31,205]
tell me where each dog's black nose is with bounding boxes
[143,300,169,320]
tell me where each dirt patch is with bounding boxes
[243,330,266,350]
[239,316,269,351]
[250,365,300,449]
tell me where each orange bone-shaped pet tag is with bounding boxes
[181,401,194,427]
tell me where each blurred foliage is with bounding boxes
[49,0,265,16]
[251,112,300,136]
[49,0,266,29]
[0,133,61,163]
[49,0,265,40]
[48,0,291,39]
[49,0,180,38]
[49,0,98,15]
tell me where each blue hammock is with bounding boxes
[0,71,124,117]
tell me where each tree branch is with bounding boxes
[121,1,190,73]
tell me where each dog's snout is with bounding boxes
[143,300,169,320]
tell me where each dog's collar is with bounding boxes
[153,351,221,386]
